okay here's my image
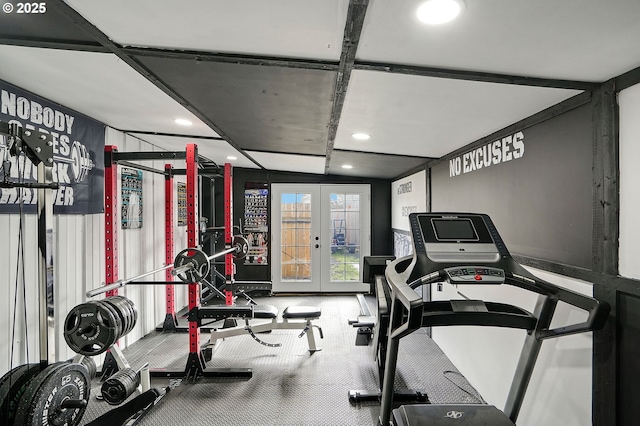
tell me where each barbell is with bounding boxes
[85,235,249,298]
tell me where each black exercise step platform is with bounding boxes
[282,306,321,319]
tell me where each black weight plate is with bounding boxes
[102,298,124,339]
[111,296,133,335]
[128,298,138,334]
[103,297,130,337]
[113,296,133,335]
[66,356,97,381]
[116,296,137,335]
[80,356,97,380]
[174,248,210,283]
[15,362,90,426]
[96,299,123,343]
[0,363,41,424]
[233,235,249,260]
[64,301,119,356]
[13,362,65,425]
[101,368,139,405]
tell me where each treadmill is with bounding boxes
[379,213,610,425]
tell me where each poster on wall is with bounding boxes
[244,187,268,265]
[177,182,187,226]
[121,167,142,229]
[391,170,427,258]
[0,80,105,214]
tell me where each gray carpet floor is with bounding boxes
[79,295,483,426]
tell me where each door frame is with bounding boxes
[271,183,370,293]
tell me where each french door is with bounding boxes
[271,184,370,293]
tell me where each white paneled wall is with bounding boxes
[2,127,193,375]
[619,82,640,280]
[429,266,594,426]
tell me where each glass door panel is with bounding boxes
[272,185,320,292]
[321,185,370,292]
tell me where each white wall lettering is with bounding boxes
[449,131,525,177]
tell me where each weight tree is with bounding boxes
[0,121,92,425]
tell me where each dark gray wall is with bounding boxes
[431,103,593,268]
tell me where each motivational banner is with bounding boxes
[0,80,105,214]
[391,170,427,257]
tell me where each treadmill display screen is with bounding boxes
[432,218,478,241]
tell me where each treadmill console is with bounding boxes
[445,266,505,284]
[410,213,510,264]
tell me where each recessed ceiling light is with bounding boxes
[351,133,371,141]
[342,164,353,169]
[226,156,237,160]
[417,0,464,25]
[174,118,193,126]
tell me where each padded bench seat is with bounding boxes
[253,304,279,319]
[283,306,321,319]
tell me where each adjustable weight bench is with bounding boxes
[203,305,323,355]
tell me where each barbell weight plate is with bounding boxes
[125,297,138,334]
[103,296,132,337]
[101,368,140,405]
[232,235,249,260]
[67,356,97,381]
[96,299,123,343]
[174,248,210,283]
[63,301,119,356]
[111,296,135,335]
[101,297,126,338]
[14,362,90,426]
[0,363,42,424]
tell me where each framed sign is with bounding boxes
[121,167,142,229]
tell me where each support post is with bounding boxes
[162,164,177,331]
[37,158,55,365]
[224,163,234,306]
[104,145,119,297]
[102,145,120,377]
[184,144,206,376]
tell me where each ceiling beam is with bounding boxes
[49,0,266,170]
[1,34,600,92]
[121,130,226,141]
[333,147,434,161]
[324,0,369,174]
[354,61,599,91]
[121,47,338,71]
[0,37,107,52]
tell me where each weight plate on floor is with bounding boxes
[14,362,90,426]
[0,363,41,424]
[101,368,140,405]
[64,301,119,355]
[68,356,97,381]
[174,248,210,283]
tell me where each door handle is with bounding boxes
[315,244,319,248]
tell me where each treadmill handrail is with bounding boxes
[385,256,610,338]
